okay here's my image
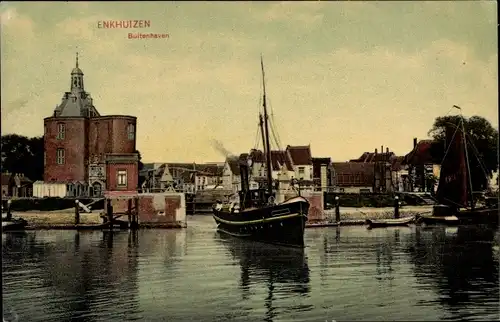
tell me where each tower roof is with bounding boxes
[51,53,100,118]
[71,52,83,75]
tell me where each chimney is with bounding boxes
[375,148,378,154]
[413,138,417,148]
[386,147,389,154]
[381,146,384,154]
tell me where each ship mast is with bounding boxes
[261,55,273,197]
[454,105,475,210]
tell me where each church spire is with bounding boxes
[70,52,84,92]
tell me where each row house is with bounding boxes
[194,163,224,191]
[332,146,408,193]
[349,146,396,192]
[286,145,314,190]
[331,162,374,193]
[140,162,224,194]
[222,145,316,193]
[222,156,244,194]
[1,173,33,198]
[403,138,441,193]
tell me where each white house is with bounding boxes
[222,157,243,194]
[286,145,314,191]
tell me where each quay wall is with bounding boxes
[109,192,186,228]
[277,191,325,223]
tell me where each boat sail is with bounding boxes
[212,56,310,248]
[418,110,498,226]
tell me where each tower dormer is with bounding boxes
[70,52,84,92]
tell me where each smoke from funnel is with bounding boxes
[211,139,235,158]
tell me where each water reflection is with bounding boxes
[217,234,311,321]
[2,231,142,321]
[3,219,499,321]
[407,225,499,320]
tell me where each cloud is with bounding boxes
[258,1,325,26]
[0,6,34,37]
[1,98,29,114]
[0,2,496,163]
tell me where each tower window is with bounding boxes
[56,149,65,165]
[127,123,135,140]
[57,123,65,140]
[117,170,128,186]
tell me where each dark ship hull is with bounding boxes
[417,204,498,227]
[212,196,310,248]
[2,218,28,232]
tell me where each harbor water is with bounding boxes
[2,215,499,321]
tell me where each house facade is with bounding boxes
[1,173,33,198]
[403,138,441,193]
[140,162,224,194]
[286,145,314,187]
[331,162,374,193]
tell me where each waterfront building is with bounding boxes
[140,162,224,194]
[403,138,441,193]
[311,157,334,192]
[1,172,33,198]
[39,54,138,198]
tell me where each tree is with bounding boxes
[1,134,44,181]
[134,149,145,189]
[427,115,498,191]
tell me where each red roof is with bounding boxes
[286,145,312,165]
[403,140,434,165]
[350,151,395,163]
[270,150,293,171]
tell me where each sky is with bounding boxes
[1,1,497,163]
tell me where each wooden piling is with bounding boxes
[107,199,113,230]
[394,196,400,219]
[335,196,340,222]
[127,199,132,229]
[6,200,12,221]
[74,200,80,225]
[133,197,139,229]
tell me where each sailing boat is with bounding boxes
[417,110,498,226]
[212,56,310,248]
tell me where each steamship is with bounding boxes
[212,56,310,248]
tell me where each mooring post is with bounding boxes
[107,199,113,229]
[74,199,80,225]
[127,199,132,229]
[6,199,12,221]
[394,195,400,219]
[335,196,340,223]
[133,197,139,229]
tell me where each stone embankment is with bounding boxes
[306,205,433,227]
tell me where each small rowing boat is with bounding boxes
[365,216,415,229]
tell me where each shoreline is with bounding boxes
[3,206,433,230]
[3,211,186,230]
